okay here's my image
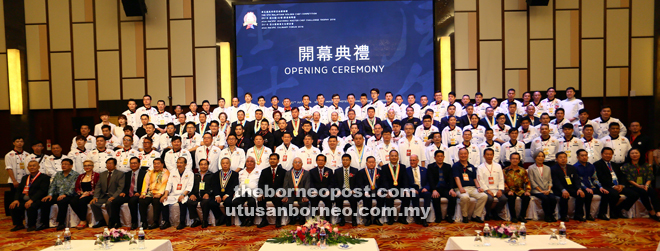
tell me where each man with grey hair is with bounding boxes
[282,157,311,225]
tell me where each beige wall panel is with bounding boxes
[121,22,145,78]
[24,0,47,24]
[48,0,71,52]
[556,69,579,90]
[455,0,477,11]
[605,68,628,97]
[556,0,579,9]
[172,77,194,106]
[504,12,527,68]
[72,23,95,79]
[146,49,170,103]
[28,81,51,109]
[455,13,470,69]
[0,54,8,110]
[606,9,629,66]
[479,0,502,40]
[145,0,168,49]
[455,71,478,99]
[630,38,653,96]
[529,0,553,39]
[194,0,216,47]
[119,1,143,21]
[123,79,145,100]
[71,0,94,23]
[170,20,194,76]
[582,0,604,38]
[504,70,529,95]
[555,11,579,68]
[530,40,553,92]
[480,41,503,98]
[95,0,119,50]
[581,39,604,97]
[26,25,49,81]
[504,0,527,10]
[0,1,5,52]
[50,53,73,109]
[631,0,654,37]
[97,51,120,100]
[74,80,97,109]
[170,0,184,19]
[607,0,629,7]
[195,48,217,103]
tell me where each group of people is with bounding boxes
[5,87,659,233]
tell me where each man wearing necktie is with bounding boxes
[90,158,125,229]
[257,154,287,228]
[594,147,639,219]
[333,154,359,226]
[115,157,146,229]
[309,155,335,219]
[405,155,430,227]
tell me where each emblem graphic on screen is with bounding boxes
[243,12,257,29]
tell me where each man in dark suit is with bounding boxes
[196,112,211,134]
[594,147,639,219]
[174,114,187,135]
[310,112,329,140]
[9,160,50,232]
[209,157,239,226]
[504,103,523,128]
[187,158,215,228]
[115,157,146,230]
[551,152,592,222]
[272,119,291,148]
[479,107,497,130]
[381,150,410,225]
[256,153,287,228]
[357,156,384,226]
[334,154,359,226]
[90,158,125,228]
[406,155,430,227]
[361,107,383,136]
[309,155,335,219]
[339,109,362,137]
[231,110,254,140]
[458,104,475,127]
[427,150,457,223]
[233,124,254,151]
[286,107,307,138]
[282,157,311,225]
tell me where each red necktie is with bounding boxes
[319,168,323,181]
[206,147,210,160]
[272,168,276,182]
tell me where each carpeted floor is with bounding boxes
[1,188,659,251]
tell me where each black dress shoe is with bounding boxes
[245,219,254,227]
[26,226,36,232]
[575,217,586,222]
[131,223,138,230]
[492,215,505,221]
[257,220,269,228]
[352,220,358,227]
[421,220,428,227]
[386,219,394,225]
[287,218,297,225]
[364,219,372,226]
[616,213,628,219]
[511,217,518,223]
[114,223,123,229]
[160,221,171,230]
[190,219,202,228]
[471,217,484,223]
[239,219,247,227]
[597,214,610,221]
[226,218,233,227]
[148,224,160,230]
[92,221,107,228]
[36,225,50,231]
[484,214,491,221]
[10,225,25,232]
[338,218,346,226]
[462,217,469,223]
[398,218,408,224]
[586,215,595,221]
[445,217,454,223]
[201,221,208,228]
[176,224,186,230]
[56,224,66,231]
[373,219,383,226]
[560,217,569,222]
[518,216,527,223]
[434,218,442,223]
[298,218,305,225]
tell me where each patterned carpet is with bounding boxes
[1,189,660,251]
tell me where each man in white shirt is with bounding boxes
[211,97,226,123]
[138,138,161,171]
[415,115,439,142]
[114,136,141,172]
[195,133,222,173]
[581,125,603,164]
[473,92,490,118]
[70,124,96,151]
[153,100,173,133]
[344,93,362,121]
[492,114,511,144]
[220,134,247,172]
[592,106,627,138]
[531,124,561,166]
[478,129,502,165]
[327,94,345,122]
[185,102,200,125]
[163,136,193,171]
[299,95,314,120]
[122,99,140,129]
[275,132,299,170]
[500,129,525,166]
[600,123,631,164]
[447,92,463,117]
[451,130,481,166]
[382,92,400,120]
[322,136,344,170]
[550,108,570,139]
[476,148,507,221]
[100,125,121,150]
[536,113,559,139]
[231,157,261,227]
[159,123,179,152]
[42,144,65,176]
[368,88,385,120]
[558,124,585,165]
[238,92,257,121]
[430,91,449,120]
[94,111,117,136]
[181,122,202,154]
[5,137,31,188]
[226,97,241,123]
[322,125,346,151]
[403,94,422,119]
[138,123,161,152]
[441,116,463,147]
[246,134,273,170]
[518,118,539,162]
[426,132,451,165]
[266,96,284,123]
[297,134,321,170]
[572,109,600,139]
[366,123,384,148]
[69,136,90,174]
[397,123,426,167]
[346,133,380,169]
[312,94,329,124]
[540,87,561,118]
[160,157,195,230]
[136,95,158,126]
[559,87,583,122]
[87,136,115,173]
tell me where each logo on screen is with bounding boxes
[243,12,257,29]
